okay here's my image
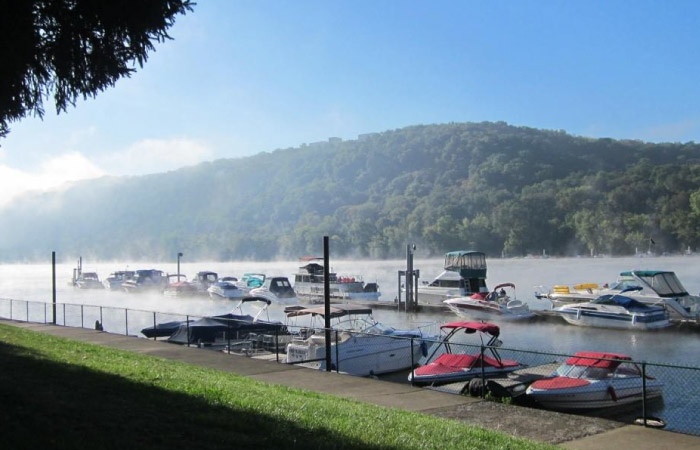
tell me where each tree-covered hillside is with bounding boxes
[3,121,700,262]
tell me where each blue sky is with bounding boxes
[1,0,699,205]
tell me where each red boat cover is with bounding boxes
[530,376,591,390]
[440,321,500,336]
[414,353,520,376]
[469,292,488,300]
[565,351,631,369]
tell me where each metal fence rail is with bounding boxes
[1,297,698,436]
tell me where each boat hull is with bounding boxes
[557,308,671,330]
[286,334,424,376]
[527,379,663,410]
[444,298,534,320]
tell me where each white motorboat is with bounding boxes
[554,289,671,330]
[293,257,380,302]
[414,251,488,304]
[443,283,534,320]
[249,276,299,304]
[103,271,135,290]
[537,270,700,321]
[408,321,525,386]
[526,351,663,410]
[74,272,104,289]
[122,269,168,293]
[208,277,247,300]
[285,304,430,376]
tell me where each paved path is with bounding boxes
[3,319,699,448]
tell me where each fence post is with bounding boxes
[9,300,12,320]
[335,330,339,373]
[227,319,231,354]
[641,362,647,427]
[44,302,47,324]
[410,338,415,386]
[153,312,157,341]
[275,328,279,363]
[100,306,103,330]
[81,305,84,329]
[63,303,66,326]
[186,315,190,346]
[26,301,29,322]
[125,309,128,335]
[480,345,486,398]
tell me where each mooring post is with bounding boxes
[324,236,332,372]
[405,245,412,312]
[52,251,57,324]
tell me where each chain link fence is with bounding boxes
[1,297,698,436]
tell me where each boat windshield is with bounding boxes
[554,364,611,380]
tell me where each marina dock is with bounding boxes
[3,318,699,449]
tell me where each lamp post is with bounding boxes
[177,252,183,280]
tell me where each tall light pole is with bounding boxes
[177,252,183,280]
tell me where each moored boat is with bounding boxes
[408,321,525,386]
[293,257,380,302]
[103,270,135,290]
[443,283,534,320]
[413,251,488,304]
[285,304,430,376]
[249,276,299,304]
[537,270,700,321]
[526,351,663,410]
[74,272,104,289]
[208,277,247,300]
[554,289,671,330]
[122,269,168,293]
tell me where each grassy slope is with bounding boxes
[0,324,555,450]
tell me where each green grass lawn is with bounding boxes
[0,324,555,450]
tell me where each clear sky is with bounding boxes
[1,0,700,206]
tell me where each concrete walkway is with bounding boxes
[3,319,699,449]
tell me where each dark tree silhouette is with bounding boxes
[0,0,193,139]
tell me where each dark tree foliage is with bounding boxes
[0,0,193,138]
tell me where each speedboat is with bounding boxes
[285,304,430,376]
[443,283,534,320]
[537,270,700,321]
[249,276,299,304]
[408,321,525,386]
[526,351,663,410]
[413,251,489,304]
[103,271,135,290]
[141,296,286,345]
[208,277,247,300]
[190,271,219,295]
[163,275,198,297]
[293,257,380,302]
[74,272,104,289]
[236,273,266,290]
[554,289,671,330]
[122,269,168,293]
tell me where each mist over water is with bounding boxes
[1,255,699,365]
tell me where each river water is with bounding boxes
[1,256,699,433]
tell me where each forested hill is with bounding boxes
[3,121,700,262]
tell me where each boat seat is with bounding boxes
[429,353,521,369]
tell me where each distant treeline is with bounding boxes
[2,121,700,262]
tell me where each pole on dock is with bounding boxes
[405,245,412,312]
[52,251,57,325]
[323,236,332,372]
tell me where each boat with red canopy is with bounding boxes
[408,321,525,386]
[526,351,663,410]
